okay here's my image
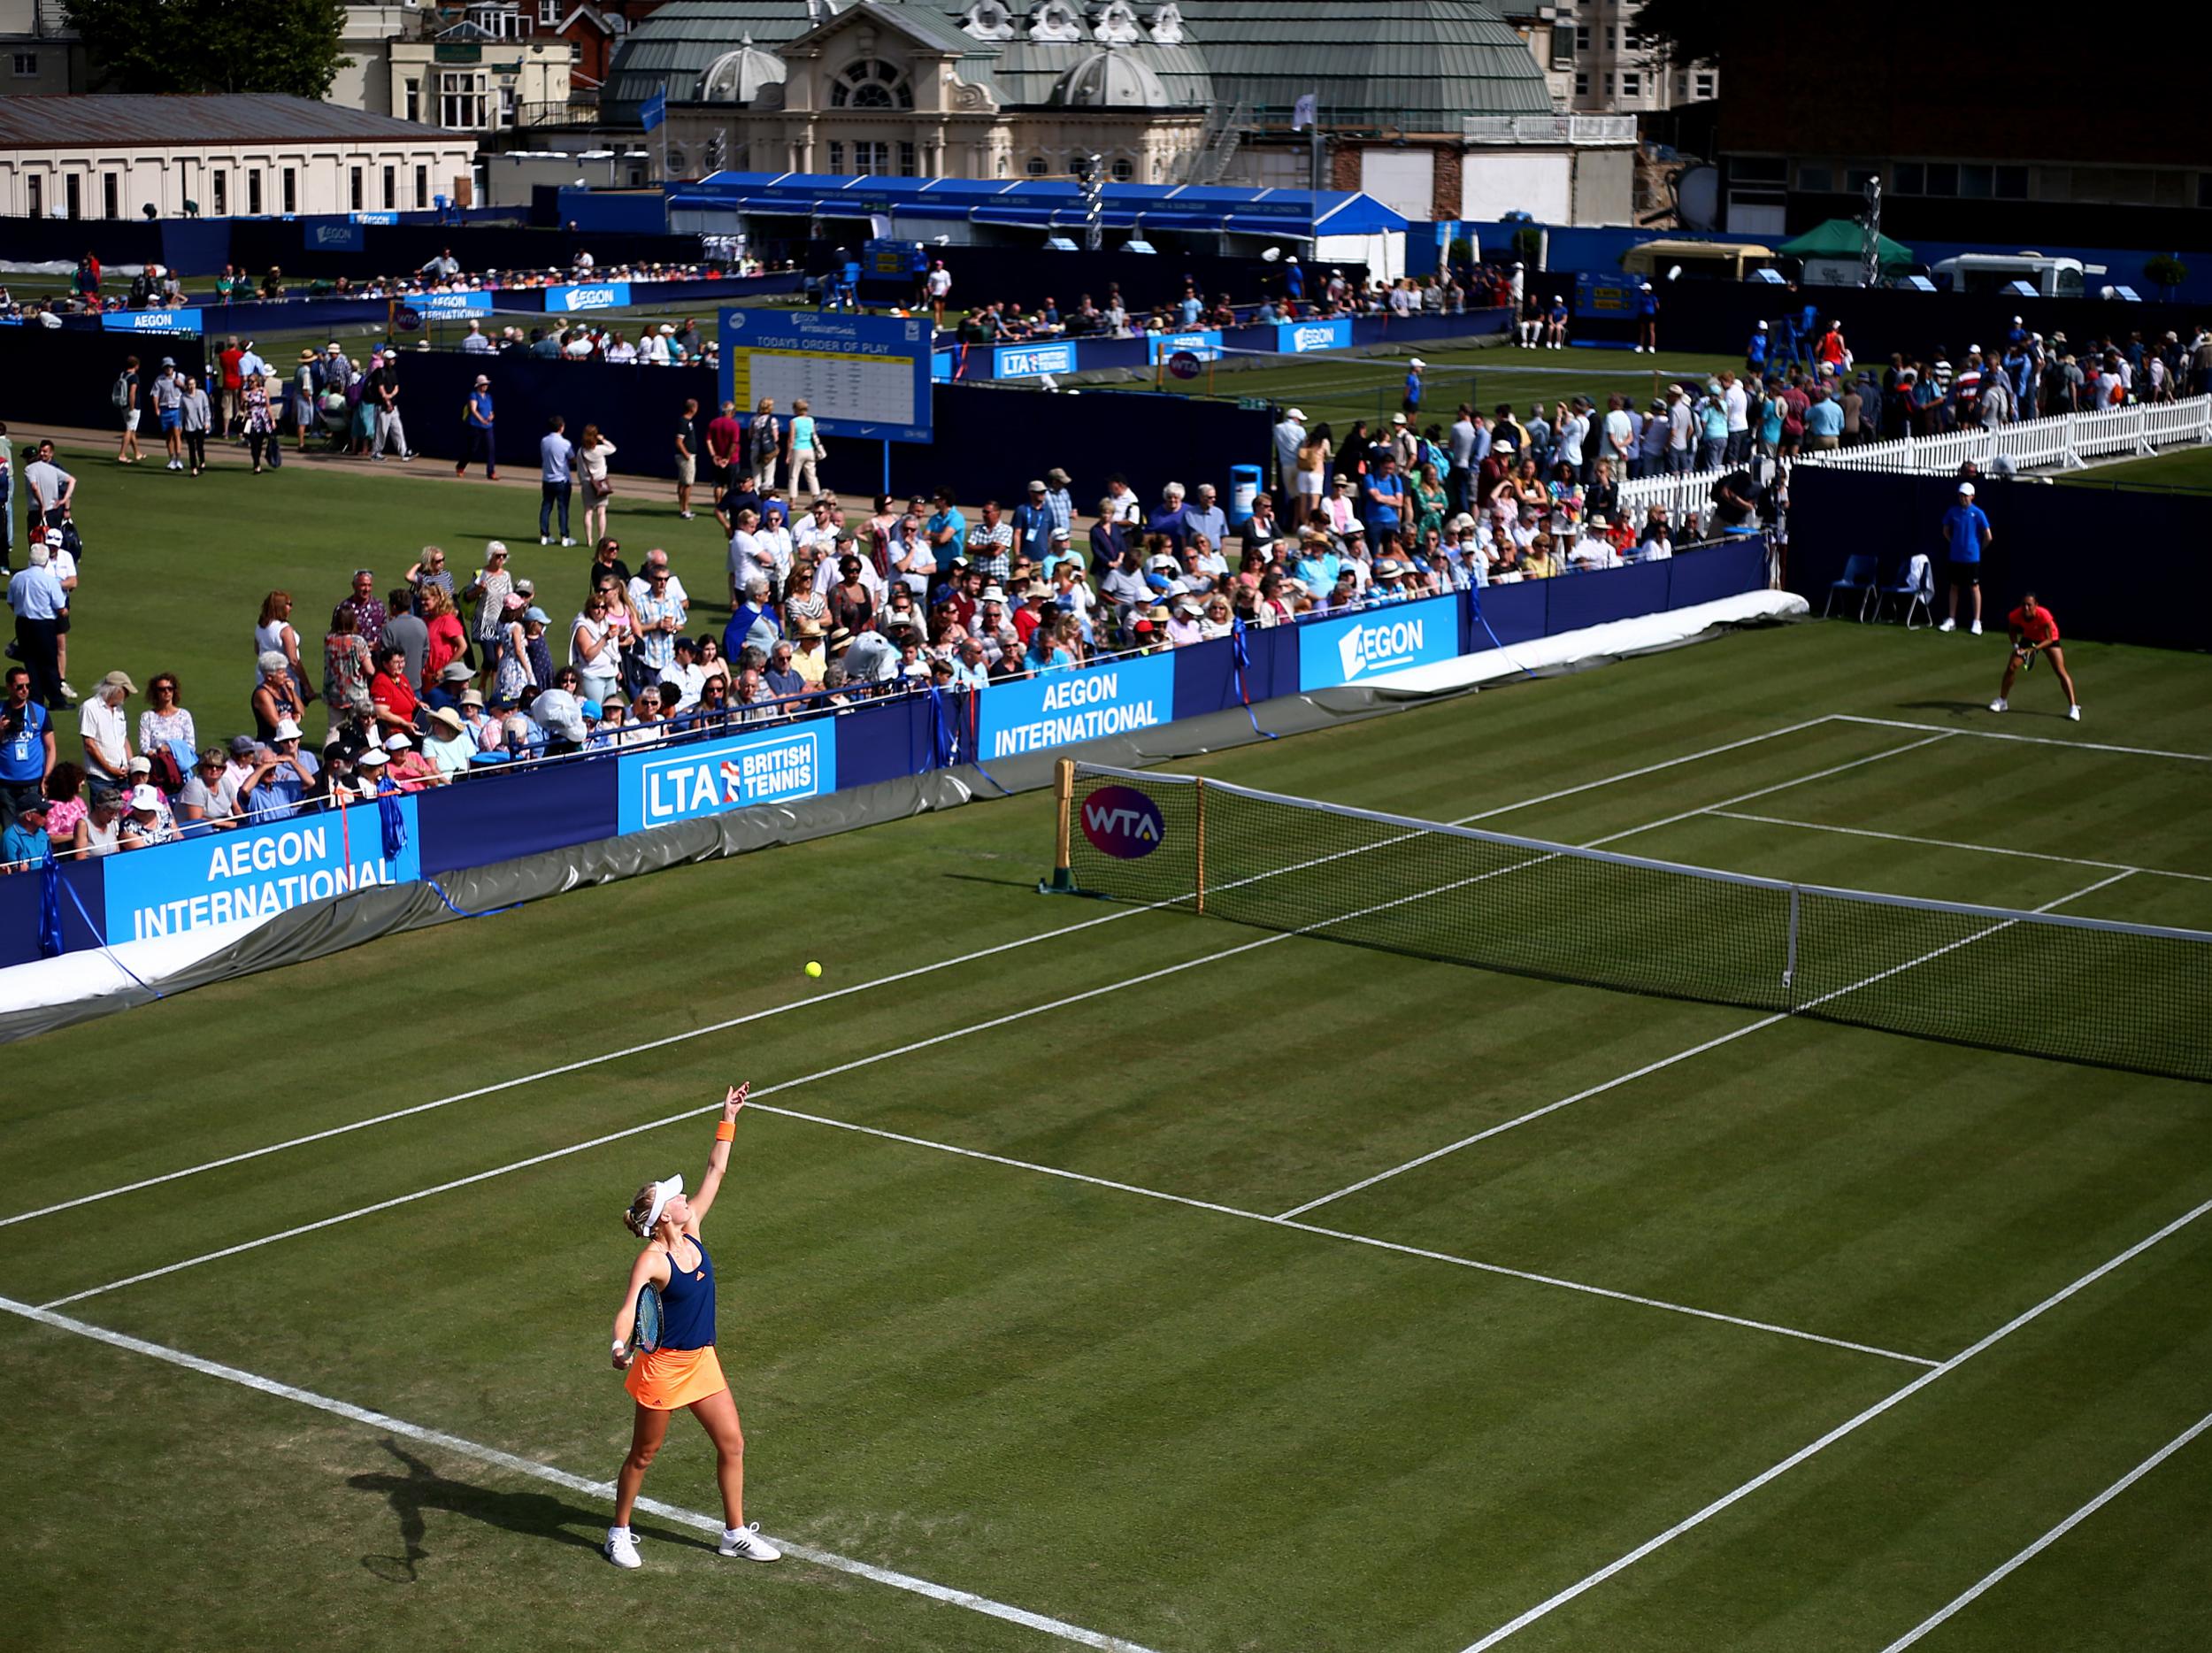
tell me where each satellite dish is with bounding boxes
[1675,164,1719,231]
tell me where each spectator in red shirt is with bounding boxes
[704,399,741,492]
[420,586,465,691]
[219,335,245,435]
[367,645,418,738]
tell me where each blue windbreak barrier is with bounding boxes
[1,542,1767,969]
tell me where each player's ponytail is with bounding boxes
[624,1183,657,1238]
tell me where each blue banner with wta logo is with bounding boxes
[972,653,1176,761]
[544,281,634,314]
[617,722,835,834]
[1297,594,1463,690]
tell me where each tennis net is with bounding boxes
[1050,760,2212,1083]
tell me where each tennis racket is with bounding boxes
[628,1283,663,1357]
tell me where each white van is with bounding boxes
[1928,252,2104,297]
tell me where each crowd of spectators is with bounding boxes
[946,263,1519,346]
[0,248,780,324]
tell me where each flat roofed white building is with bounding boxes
[0,92,478,219]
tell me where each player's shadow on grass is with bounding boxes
[349,1439,708,1581]
[1898,698,1993,717]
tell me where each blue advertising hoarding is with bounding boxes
[972,653,1176,761]
[103,309,203,334]
[718,309,933,444]
[616,721,835,834]
[306,219,365,252]
[544,281,634,314]
[352,211,401,227]
[1272,317,1352,354]
[102,797,420,944]
[991,340,1079,380]
[1149,329,1224,364]
[410,290,495,317]
[1296,594,1463,690]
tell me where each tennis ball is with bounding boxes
[805,961,823,979]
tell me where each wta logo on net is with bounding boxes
[1079,785,1165,858]
[1337,615,1425,680]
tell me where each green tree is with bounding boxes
[66,0,350,100]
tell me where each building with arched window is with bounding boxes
[606,0,1632,222]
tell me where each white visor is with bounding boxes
[645,1173,685,1230]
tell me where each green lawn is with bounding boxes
[25,439,730,748]
[2055,442,2212,492]
[4,614,2210,1650]
[1148,345,1745,440]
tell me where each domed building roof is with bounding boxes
[608,1,1541,129]
[1050,45,1171,107]
[696,37,788,104]
[1166,1,1551,130]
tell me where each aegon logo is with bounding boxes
[1336,616,1424,680]
[1079,784,1165,859]
[1293,327,1337,351]
[564,286,620,311]
[129,312,180,328]
[312,227,355,246]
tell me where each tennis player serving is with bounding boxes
[1989,591,2081,722]
[603,1081,780,1569]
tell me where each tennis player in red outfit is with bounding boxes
[603,1081,780,1570]
[1990,592,2080,721]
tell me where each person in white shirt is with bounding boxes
[1665,386,1695,473]
[1722,372,1751,464]
[460,320,493,355]
[78,669,133,784]
[726,509,766,608]
[791,496,841,557]
[602,332,637,365]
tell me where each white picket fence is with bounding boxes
[1610,395,2212,534]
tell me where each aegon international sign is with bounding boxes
[544,282,634,313]
[1297,594,1462,689]
[411,290,494,316]
[103,310,203,334]
[972,652,1176,759]
[617,723,834,834]
[1272,317,1351,354]
[102,798,421,942]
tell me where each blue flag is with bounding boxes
[37,846,64,959]
[640,87,668,132]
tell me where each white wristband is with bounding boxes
[611,1339,626,1357]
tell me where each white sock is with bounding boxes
[609,1524,632,1539]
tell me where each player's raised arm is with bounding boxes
[688,1082,748,1227]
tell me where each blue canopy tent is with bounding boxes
[666,173,1405,250]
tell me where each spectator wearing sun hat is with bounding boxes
[119,781,176,850]
[457,373,497,481]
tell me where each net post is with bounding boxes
[1784,885,1800,1000]
[1194,777,1207,914]
[1039,758,1079,895]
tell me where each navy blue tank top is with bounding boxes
[657,1235,717,1350]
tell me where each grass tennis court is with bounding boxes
[2055,442,2212,492]
[4,620,2211,1651]
[1143,345,1745,436]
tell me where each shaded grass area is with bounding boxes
[3,621,2210,1649]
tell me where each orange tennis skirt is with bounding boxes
[625,1343,729,1411]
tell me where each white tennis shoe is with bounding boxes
[1988,697,2007,712]
[719,1520,781,1562]
[1938,619,1955,633]
[603,1526,641,1569]
[2069,704,2082,721]
[1970,620,1983,634]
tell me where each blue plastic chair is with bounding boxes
[1824,553,1878,621]
[1877,553,1933,629]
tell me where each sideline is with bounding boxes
[1875,1408,2212,1651]
[1453,1193,2212,1652]
[0,1295,1160,1653]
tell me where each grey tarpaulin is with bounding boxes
[0,678,1450,1046]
